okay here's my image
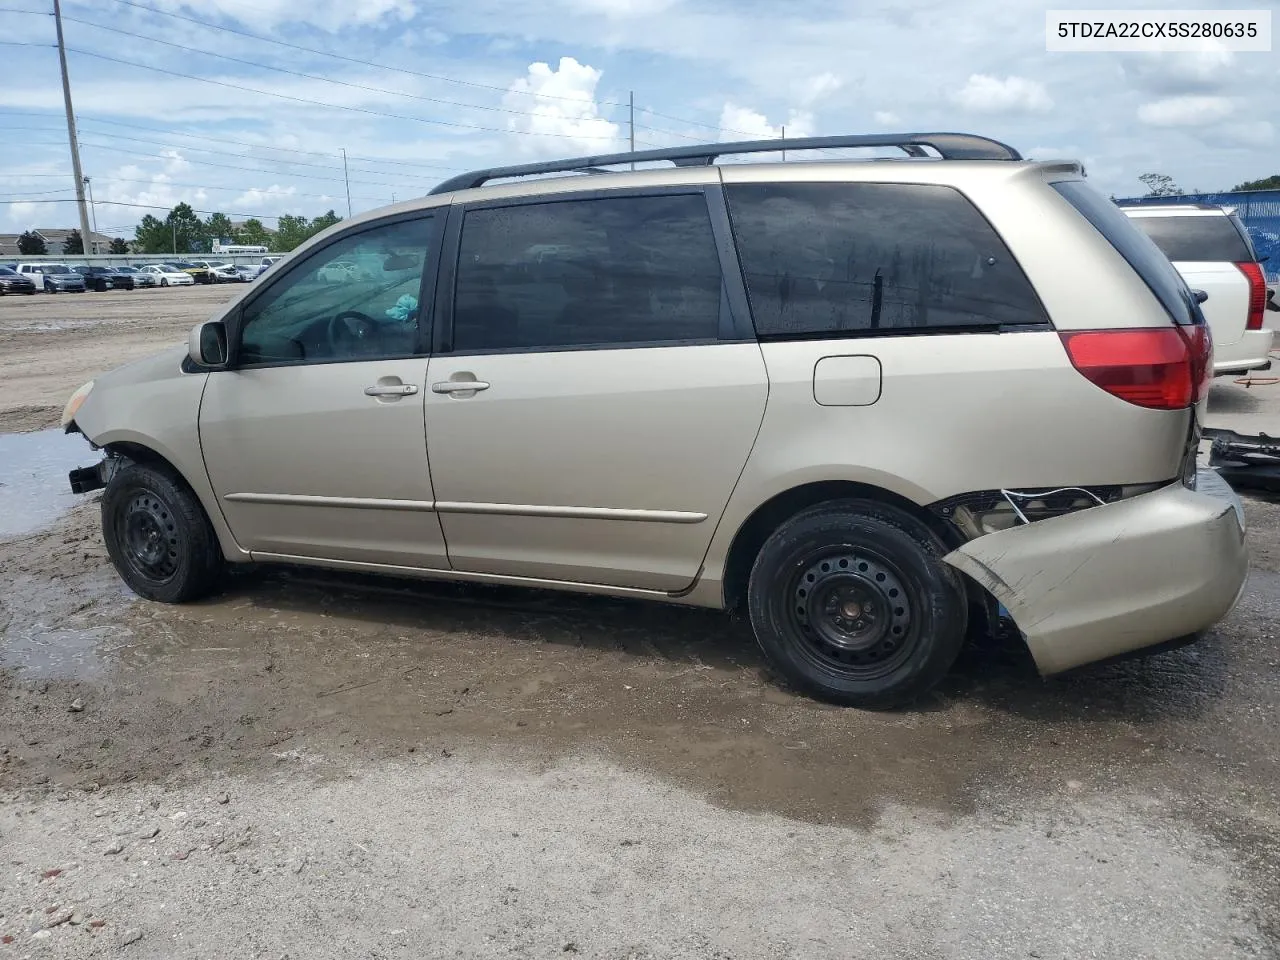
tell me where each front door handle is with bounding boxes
[364,383,419,397]
[431,380,491,394]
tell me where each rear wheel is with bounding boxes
[101,462,223,603]
[747,500,967,708]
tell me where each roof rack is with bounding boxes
[428,132,1023,196]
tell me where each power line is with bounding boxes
[65,45,624,141]
[1,124,447,182]
[106,0,633,108]
[4,196,292,219]
[96,0,781,140]
[54,12,572,122]
[20,137,439,191]
[0,110,469,173]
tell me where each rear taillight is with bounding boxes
[1236,261,1267,331]
[1060,325,1212,410]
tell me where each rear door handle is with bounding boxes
[364,384,419,397]
[431,380,490,394]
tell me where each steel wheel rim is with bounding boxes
[788,550,915,679]
[120,492,181,583]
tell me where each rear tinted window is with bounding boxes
[1051,181,1198,326]
[1126,213,1255,262]
[453,193,724,352]
[725,182,1048,338]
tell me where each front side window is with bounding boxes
[726,182,1049,337]
[452,193,724,352]
[238,216,435,366]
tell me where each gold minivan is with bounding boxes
[62,133,1247,707]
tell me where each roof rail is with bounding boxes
[428,132,1022,196]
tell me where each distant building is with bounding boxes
[0,228,117,257]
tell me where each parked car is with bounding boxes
[136,264,196,287]
[170,261,215,284]
[1121,204,1275,376]
[316,259,366,283]
[113,265,156,288]
[74,265,134,291]
[208,262,242,283]
[232,264,260,282]
[60,132,1245,708]
[16,262,87,293]
[0,265,37,295]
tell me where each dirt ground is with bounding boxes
[0,285,235,434]
[3,288,1280,959]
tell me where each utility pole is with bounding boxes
[341,148,352,218]
[83,177,98,252]
[781,126,786,162]
[53,0,92,256]
[629,91,635,170]
[172,221,177,255]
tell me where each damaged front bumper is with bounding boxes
[68,456,120,495]
[943,470,1247,675]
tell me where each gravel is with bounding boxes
[0,756,1269,959]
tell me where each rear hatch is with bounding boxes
[1124,210,1264,346]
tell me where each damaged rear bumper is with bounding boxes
[943,470,1247,675]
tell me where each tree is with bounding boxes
[109,237,129,254]
[308,209,341,236]
[63,229,84,255]
[236,218,272,247]
[166,203,207,255]
[205,212,235,247]
[17,230,46,255]
[1233,175,1280,192]
[134,214,170,254]
[1139,173,1183,197]
[273,214,312,252]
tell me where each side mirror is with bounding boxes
[189,320,228,367]
[1191,289,1209,305]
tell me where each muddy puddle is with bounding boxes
[0,428,93,538]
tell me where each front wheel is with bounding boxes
[101,462,224,603]
[747,500,968,709]
[160,278,168,286]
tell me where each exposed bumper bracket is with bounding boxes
[1205,427,1280,492]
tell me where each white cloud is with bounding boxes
[502,57,621,153]
[1137,95,1234,127]
[950,74,1052,114]
[873,110,901,127]
[230,185,302,212]
[719,104,813,141]
[1214,120,1274,148]
[798,72,843,106]
[566,0,679,16]
[143,0,416,32]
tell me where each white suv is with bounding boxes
[1122,204,1274,376]
[59,133,1247,708]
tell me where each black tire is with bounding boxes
[101,462,223,603]
[747,499,967,709]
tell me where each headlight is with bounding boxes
[61,380,95,428]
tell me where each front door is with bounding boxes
[200,213,449,569]
[424,190,768,592]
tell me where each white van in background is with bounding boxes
[1122,204,1274,376]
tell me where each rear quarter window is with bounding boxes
[724,182,1049,338]
[1126,214,1256,263]
[1051,180,1201,326]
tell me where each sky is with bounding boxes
[0,0,1276,239]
